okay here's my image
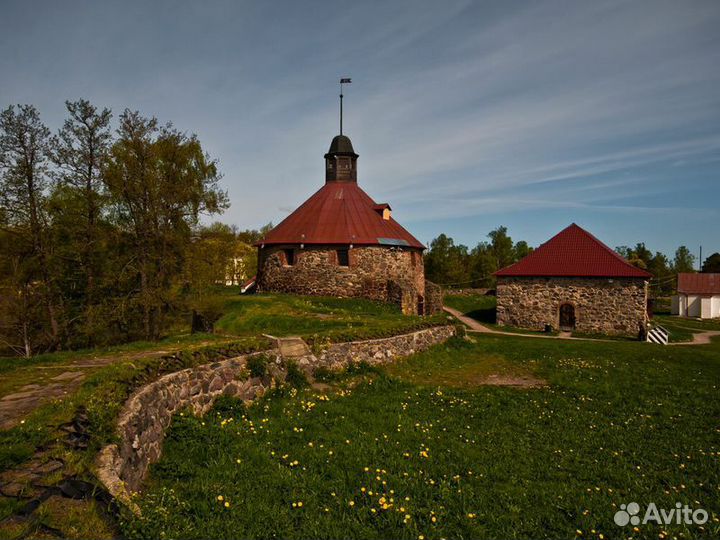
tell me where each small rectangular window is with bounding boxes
[283,248,295,266]
[337,248,349,267]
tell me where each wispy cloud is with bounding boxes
[0,0,718,254]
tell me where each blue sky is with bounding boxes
[1,0,718,261]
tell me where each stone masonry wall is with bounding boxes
[256,246,425,315]
[96,326,455,508]
[496,276,648,336]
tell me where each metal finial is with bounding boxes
[339,78,351,135]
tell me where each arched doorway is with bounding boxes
[559,303,576,331]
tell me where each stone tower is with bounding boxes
[255,134,438,315]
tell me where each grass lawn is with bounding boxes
[125,335,720,540]
[215,292,447,343]
[653,314,720,343]
[0,292,446,538]
[443,294,497,325]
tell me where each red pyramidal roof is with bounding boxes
[258,182,424,249]
[495,224,652,278]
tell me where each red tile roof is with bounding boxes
[677,273,720,295]
[258,182,424,249]
[495,223,652,278]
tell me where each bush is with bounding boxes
[246,354,270,378]
[284,360,308,388]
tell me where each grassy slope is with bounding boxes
[0,292,447,538]
[127,335,720,540]
[215,293,447,343]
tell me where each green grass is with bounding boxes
[215,293,447,343]
[125,335,720,540]
[653,314,720,343]
[0,338,271,472]
[0,332,226,398]
[443,294,497,324]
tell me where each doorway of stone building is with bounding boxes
[417,295,425,316]
[559,303,576,331]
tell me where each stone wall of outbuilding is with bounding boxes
[256,245,426,315]
[496,276,648,336]
[95,325,456,509]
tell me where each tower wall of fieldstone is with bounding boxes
[256,245,428,315]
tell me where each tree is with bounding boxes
[0,105,60,351]
[702,253,720,273]
[103,110,228,340]
[424,234,470,285]
[488,226,515,270]
[672,246,695,274]
[52,100,112,304]
[469,242,496,288]
[513,240,532,261]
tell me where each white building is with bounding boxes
[672,273,720,319]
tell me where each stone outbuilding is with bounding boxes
[495,224,651,336]
[255,134,439,315]
[672,273,720,319]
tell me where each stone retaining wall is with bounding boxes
[95,326,456,507]
[314,325,456,369]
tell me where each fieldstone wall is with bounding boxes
[304,324,456,371]
[95,350,279,507]
[95,326,455,509]
[256,245,426,315]
[424,280,444,315]
[496,276,648,336]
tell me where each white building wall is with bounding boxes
[711,295,720,318]
[671,296,680,315]
[687,295,701,317]
[701,297,712,319]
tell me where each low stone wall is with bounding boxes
[314,325,456,369]
[95,326,456,508]
[95,350,279,507]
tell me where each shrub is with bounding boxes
[284,360,308,388]
[246,354,270,378]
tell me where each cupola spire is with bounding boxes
[339,77,351,135]
[325,78,358,183]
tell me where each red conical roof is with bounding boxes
[258,181,424,249]
[495,223,652,278]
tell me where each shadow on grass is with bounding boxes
[464,308,496,324]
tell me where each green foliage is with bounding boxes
[424,226,531,288]
[673,245,696,274]
[246,354,270,378]
[702,252,720,273]
[284,360,308,388]
[130,336,720,539]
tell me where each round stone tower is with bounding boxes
[255,134,434,315]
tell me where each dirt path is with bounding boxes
[442,306,611,342]
[0,339,231,430]
[667,330,720,346]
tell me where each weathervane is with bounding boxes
[339,77,351,135]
